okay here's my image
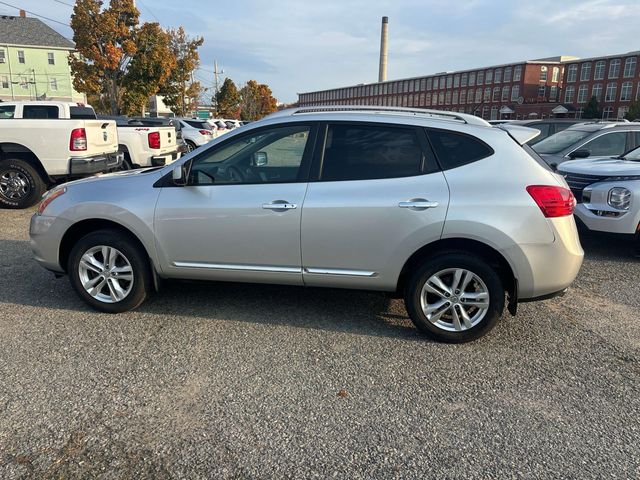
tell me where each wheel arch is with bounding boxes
[0,142,52,185]
[396,237,517,304]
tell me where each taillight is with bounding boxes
[199,129,212,136]
[526,185,576,218]
[69,128,87,151]
[148,131,161,149]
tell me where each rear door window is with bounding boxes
[579,132,628,157]
[426,129,493,170]
[319,124,427,181]
[23,105,59,119]
[0,105,15,118]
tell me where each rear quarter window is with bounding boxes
[426,129,493,170]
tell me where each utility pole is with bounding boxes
[212,60,224,113]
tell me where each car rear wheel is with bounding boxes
[68,229,152,313]
[185,140,197,152]
[404,252,505,343]
[0,158,46,209]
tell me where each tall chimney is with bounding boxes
[19,9,26,17]
[378,16,389,83]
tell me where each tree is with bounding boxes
[239,80,278,121]
[157,27,204,117]
[625,100,640,121]
[215,78,240,118]
[69,0,139,114]
[121,23,175,116]
[583,96,601,119]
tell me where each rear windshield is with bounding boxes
[70,106,97,119]
[533,129,592,154]
[185,120,209,129]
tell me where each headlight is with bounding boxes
[607,187,631,211]
[37,187,66,215]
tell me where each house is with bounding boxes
[0,11,85,102]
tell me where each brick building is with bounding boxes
[298,51,640,120]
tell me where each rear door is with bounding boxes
[300,122,449,291]
[82,119,118,155]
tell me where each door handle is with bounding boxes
[262,201,297,210]
[398,199,439,210]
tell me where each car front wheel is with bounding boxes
[68,229,152,313]
[404,252,505,343]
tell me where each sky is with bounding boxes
[8,0,640,103]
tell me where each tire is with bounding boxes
[68,229,152,313]
[185,140,197,152]
[0,158,47,209]
[404,252,505,343]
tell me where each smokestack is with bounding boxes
[19,9,26,17]
[378,16,389,83]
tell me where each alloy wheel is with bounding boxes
[78,245,134,303]
[420,268,490,332]
[0,170,30,200]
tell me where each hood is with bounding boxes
[61,167,163,188]
[558,157,640,176]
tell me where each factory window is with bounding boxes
[474,88,481,103]
[483,87,490,101]
[492,86,500,102]
[538,85,546,98]
[513,65,522,81]
[438,91,444,104]
[501,86,509,101]
[605,82,617,102]
[494,68,502,83]
[511,85,520,101]
[425,92,431,106]
[580,63,591,81]
[620,82,633,101]
[576,85,588,103]
[459,90,466,104]
[608,59,621,79]
[623,57,637,78]
[452,90,458,104]
[540,66,547,82]
[485,69,492,84]
[552,67,560,82]
[446,76,452,88]
[468,72,476,86]
[445,91,451,104]
[426,78,432,90]
[591,84,602,101]
[564,85,575,102]
[549,85,557,101]
[476,71,484,85]
[453,74,460,87]
[594,61,605,80]
[461,73,468,87]
[503,66,512,83]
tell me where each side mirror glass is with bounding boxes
[253,151,268,166]
[569,149,590,159]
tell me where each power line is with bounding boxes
[51,0,74,7]
[136,0,160,22]
[0,1,70,26]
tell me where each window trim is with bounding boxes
[310,121,440,182]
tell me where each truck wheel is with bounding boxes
[404,252,505,343]
[0,158,47,209]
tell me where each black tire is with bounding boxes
[121,153,133,171]
[185,140,197,152]
[404,252,505,343]
[68,229,152,313]
[0,158,47,209]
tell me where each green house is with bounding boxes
[0,13,85,102]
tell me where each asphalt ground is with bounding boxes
[0,207,639,479]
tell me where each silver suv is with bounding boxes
[533,122,640,169]
[30,107,584,342]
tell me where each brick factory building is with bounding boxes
[298,51,640,121]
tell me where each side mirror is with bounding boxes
[569,149,590,159]
[172,163,188,186]
[253,151,268,166]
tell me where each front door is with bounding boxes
[154,123,316,285]
[301,122,450,291]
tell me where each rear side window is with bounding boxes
[426,129,493,170]
[23,105,59,119]
[0,105,15,118]
[70,106,97,119]
[320,124,425,181]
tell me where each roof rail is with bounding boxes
[265,105,491,126]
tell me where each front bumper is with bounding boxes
[69,152,123,176]
[29,213,70,273]
[573,203,640,235]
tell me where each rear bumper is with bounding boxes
[151,150,180,167]
[69,152,123,176]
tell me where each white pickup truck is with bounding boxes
[0,101,122,208]
[98,116,181,169]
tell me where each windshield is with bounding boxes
[623,145,640,161]
[533,129,593,154]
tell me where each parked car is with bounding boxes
[508,119,585,145]
[30,106,583,343]
[0,101,121,208]
[559,145,640,241]
[98,116,181,169]
[533,122,640,169]
[176,118,215,152]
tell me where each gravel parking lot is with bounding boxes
[1,207,639,479]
